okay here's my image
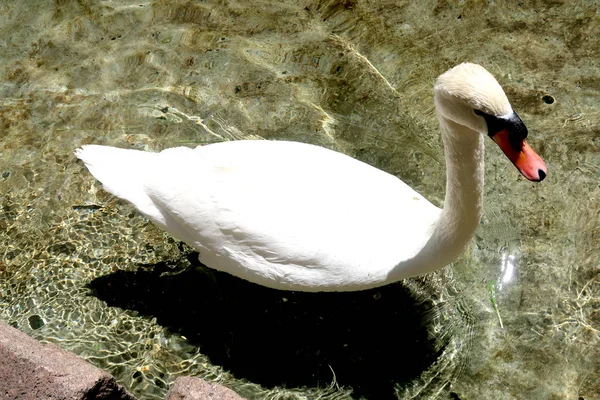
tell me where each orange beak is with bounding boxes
[491,129,547,182]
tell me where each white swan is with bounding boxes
[75,63,547,292]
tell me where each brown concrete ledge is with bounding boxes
[0,321,135,400]
[166,376,246,400]
[0,321,247,400]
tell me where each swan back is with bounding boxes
[76,141,441,291]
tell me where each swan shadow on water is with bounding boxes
[87,252,446,399]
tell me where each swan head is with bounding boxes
[434,63,547,182]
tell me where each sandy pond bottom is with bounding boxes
[0,1,599,399]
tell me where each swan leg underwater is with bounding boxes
[75,63,547,292]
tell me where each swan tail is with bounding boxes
[74,145,162,221]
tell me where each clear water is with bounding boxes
[1,1,598,399]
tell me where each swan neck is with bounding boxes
[390,118,485,279]
[440,119,485,226]
[431,118,485,267]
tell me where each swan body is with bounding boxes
[76,63,547,292]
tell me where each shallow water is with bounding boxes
[0,1,598,399]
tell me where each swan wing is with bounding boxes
[142,141,440,289]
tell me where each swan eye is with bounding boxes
[474,109,505,138]
[477,109,529,151]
